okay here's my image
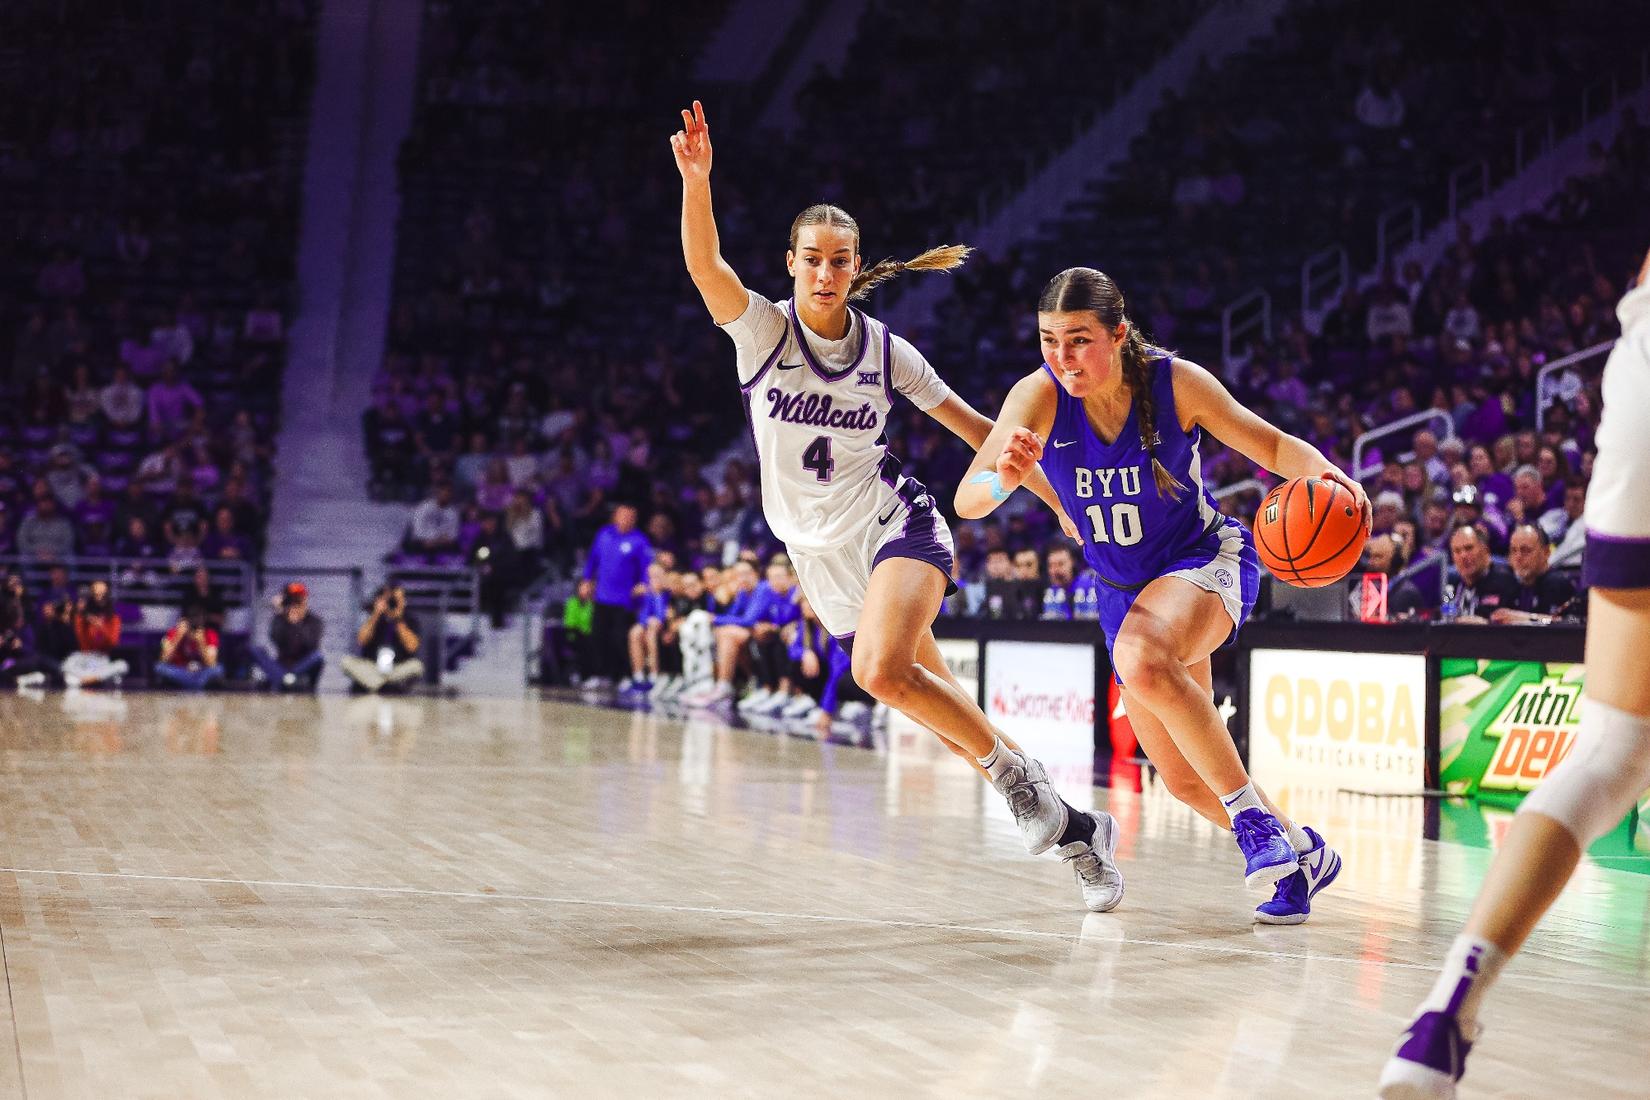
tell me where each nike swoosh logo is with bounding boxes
[876,504,900,526]
[1053,440,1075,449]
[1310,850,1326,876]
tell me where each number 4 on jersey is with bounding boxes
[802,436,835,482]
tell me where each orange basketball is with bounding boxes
[1252,477,1368,588]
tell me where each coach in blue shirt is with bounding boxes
[580,503,651,686]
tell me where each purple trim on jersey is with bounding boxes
[740,389,761,462]
[1583,529,1650,589]
[871,502,958,597]
[738,331,789,394]
[881,325,895,405]
[788,299,870,382]
[833,631,855,656]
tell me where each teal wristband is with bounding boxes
[969,470,1012,502]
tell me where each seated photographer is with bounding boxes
[154,602,225,691]
[1490,523,1579,625]
[252,582,326,691]
[341,585,424,692]
[66,579,130,689]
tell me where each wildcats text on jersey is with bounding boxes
[763,389,880,431]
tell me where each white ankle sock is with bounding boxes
[977,737,1015,781]
[1283,820,1313,853]
[1219,782,1264,824]
[1422,935,1507,1036]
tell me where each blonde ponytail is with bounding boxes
[848,244,973,301]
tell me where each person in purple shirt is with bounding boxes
[72,476,118,555]
[146,360,204,440]
[735,555,803,716]
[580,503,651,687]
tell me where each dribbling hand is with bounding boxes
[670,100,712,184]
[1319,467,1372,535]
[994,427,1043,492]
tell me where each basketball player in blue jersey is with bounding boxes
[670,102,1125,911]
[958,267,1370,923]
[1380,251,1650,1099]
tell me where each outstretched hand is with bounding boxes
[669,100,712,184]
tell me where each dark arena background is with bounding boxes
[0,0,1648,1096]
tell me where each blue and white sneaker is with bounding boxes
[1230,807,1297,888]
[1377,1010,1473,1099]
[1254,826,1341,925]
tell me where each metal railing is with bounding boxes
[1375,202,1421,269]
[1221,288,1271,371]
[1300,246,1349,318]
[1351,410,1457,483]
[0,555,255,611]
[1447,160,1490,222]
[1535,339,1617,432]
[1212,478,1267,502]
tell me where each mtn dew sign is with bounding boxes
[1438,660,1584,802]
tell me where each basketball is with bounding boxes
[1253,477,1368,588]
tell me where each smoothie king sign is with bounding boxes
[1439,660,1583,801]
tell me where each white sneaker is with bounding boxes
[780,694,816,719]
[579,675,610,691]
[659,675,686,701]
[870,702,891,729]
[838,700,869,723]
[648,675,674,700]
[762,692,793,717]
[737,687,775,713]
[683,681,732,709]
[1059,810,1125,912]
[15,672,46,690]
[991,748,1068,855]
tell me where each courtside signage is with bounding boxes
[1439,660,1584,800]
[1248,648,1426,793]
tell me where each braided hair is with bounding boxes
[1037,267,1188,500]
[788,204,971,301]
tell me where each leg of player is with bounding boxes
[1380,586,1650,1099]
[1111,577,1297,888]
[855,558,1090,863]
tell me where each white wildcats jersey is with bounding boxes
[720,291,951,553]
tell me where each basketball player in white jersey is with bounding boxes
[1380,250,1650,1097]
[670,100,1125,910]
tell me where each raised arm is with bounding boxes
[670,100,748,324]
[1172,358,1372,529]
[953,371,1060,520]
[926,391,1074,536]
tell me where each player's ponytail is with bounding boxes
[789,204,971,302]
[847,244,972,301]
[1038,267,1187,500]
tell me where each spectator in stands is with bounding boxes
[1361,534,1428,619]
[504,490,545,574]
[467,511,518,628]
[1353,65,1405,131]
[342,584,424,693]
[154,602,224,691]
[117,515,164,560]
[407,483,462,560]
[1412,429,1449,485]
[580,502,651,689]
[1366,283,1414,342]
[65,579,129,689]
[1039,544,1096,620]
[681,558,759,705]
[44,445,93,510]
[162,482,210,552]
[146,361,204,440]
[16,488,74,561]
[73,477,117,555]
[1012,546,1042,583]
[252,582,325,691]
[364,399,418,500]
[181,566,227,635]
[1506,465,1549,529]
[1443,525,1519,624]
[736,554,802,716]
[1492,524,1579,625]
[0,579,51,689]
[201,507,254,561]
[1549,479,1588,568]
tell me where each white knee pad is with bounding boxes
[1519,698,1650,846]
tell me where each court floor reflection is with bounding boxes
[0,691,1643,1098]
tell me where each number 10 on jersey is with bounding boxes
[1084,502,1143,546]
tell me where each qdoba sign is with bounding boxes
[1247,648,1426,793]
